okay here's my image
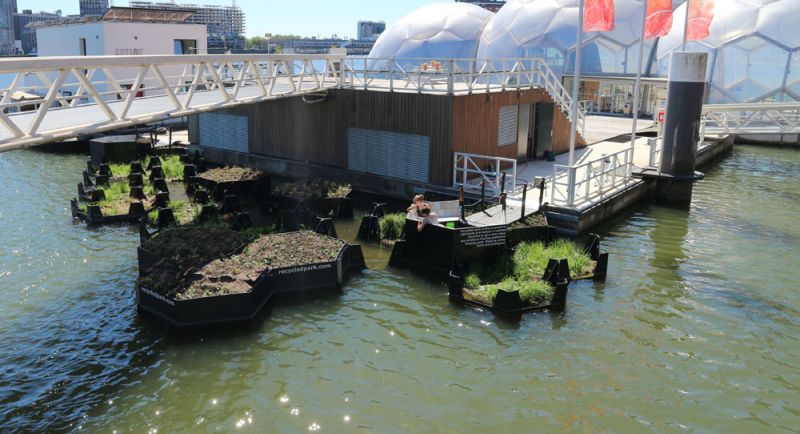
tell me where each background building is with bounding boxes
[129,1,245,52]
[456,0,506,13]
[14,9,62,54]
[79,0,109,17]
[0,0,16,55]
[357,21,385,41]
[33,6,207,97]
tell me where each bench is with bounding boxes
[407,200,461,224]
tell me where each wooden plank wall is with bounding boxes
[208,89,454,186]
[451,88,586,158]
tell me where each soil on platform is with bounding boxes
[272,179,352,200]
[142,231,344,301]
[508,212,547,229]
[197,166,264,183]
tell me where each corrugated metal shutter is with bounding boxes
[498,105,518,146]
[199,112,248,153]
[347,128,430,183]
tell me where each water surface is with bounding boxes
[0,145,798,432]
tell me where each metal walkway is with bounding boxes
[0,55,586,152]
[702,102,800,135]
[0,54,342,152]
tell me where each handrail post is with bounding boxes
[447,59,454,95]
[453,152,458,186]
[390,59,394,93]
[566,167,576,207]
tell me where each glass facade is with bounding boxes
[368,3,492,64]
[657,0,800,103]
[477,0,657,76]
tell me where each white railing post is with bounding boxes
[447,59,455,95]
[566,167,576,207]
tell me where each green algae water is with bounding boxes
[1,145,799,432]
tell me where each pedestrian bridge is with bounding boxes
[0,54,585,153]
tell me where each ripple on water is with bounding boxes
[1,146,800,433]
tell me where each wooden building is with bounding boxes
[189,88,585,198]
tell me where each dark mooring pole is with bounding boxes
[657,52,708,205]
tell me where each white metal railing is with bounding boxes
[453,152,518,196]
[0,54,342,151]
[550,147,635,208]
[0,54,590,152]
[647,137,662,168]
[342,57,587,135]
[702,102,800,135]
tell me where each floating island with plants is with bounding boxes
[268,178,354,220]
[71,156,214,228]
[449,238,608,315]
[136,226,366,327]
[193,166,269,199]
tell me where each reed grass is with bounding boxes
[379,213,406,241]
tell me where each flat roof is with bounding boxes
[28,6,194,28]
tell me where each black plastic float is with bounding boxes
[356,202,386,242]
[71,198,147,226]
[448,259,570,316]
[194,169,270,200]
[135,230,367,328]
[78,183,106,202]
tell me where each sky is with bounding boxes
[17,0,444,39]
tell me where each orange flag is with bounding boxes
[584,0,615,32]
[687,0,714,41]
[644,0,673,39]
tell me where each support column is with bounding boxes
[656,52,708,205]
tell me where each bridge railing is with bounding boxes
[0,54,342,150]
[701,102,800,134]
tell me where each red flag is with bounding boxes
[644,0,673,39]
[584,0,615,32]
[687,0,714,41]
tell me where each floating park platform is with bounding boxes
[136,227,366,327]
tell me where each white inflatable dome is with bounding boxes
[477,0,655,76]
[368,2,493,63]
[657,0,800,103]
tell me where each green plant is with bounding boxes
[546,239,593,278]
[379,213,406,240]
[464,273,481,290]
[109,162,132,178]
[159,155,185,180]
[511,240,592,280]
[103,181,130,202]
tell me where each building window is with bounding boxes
[498,105,518,146]
[174,39,197,55]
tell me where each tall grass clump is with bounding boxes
[379,213,406,240]
[109,162,131,178]
[103,181,130,202]
[512,240,592,279]
[160,155,184,180]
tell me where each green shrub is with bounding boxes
[379,213,406,241]
[464,273,481,290]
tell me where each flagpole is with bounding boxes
[630,1,647,153]
[569,0,584,167]
[682,0,690,50]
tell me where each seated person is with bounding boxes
[407,194,438,232]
